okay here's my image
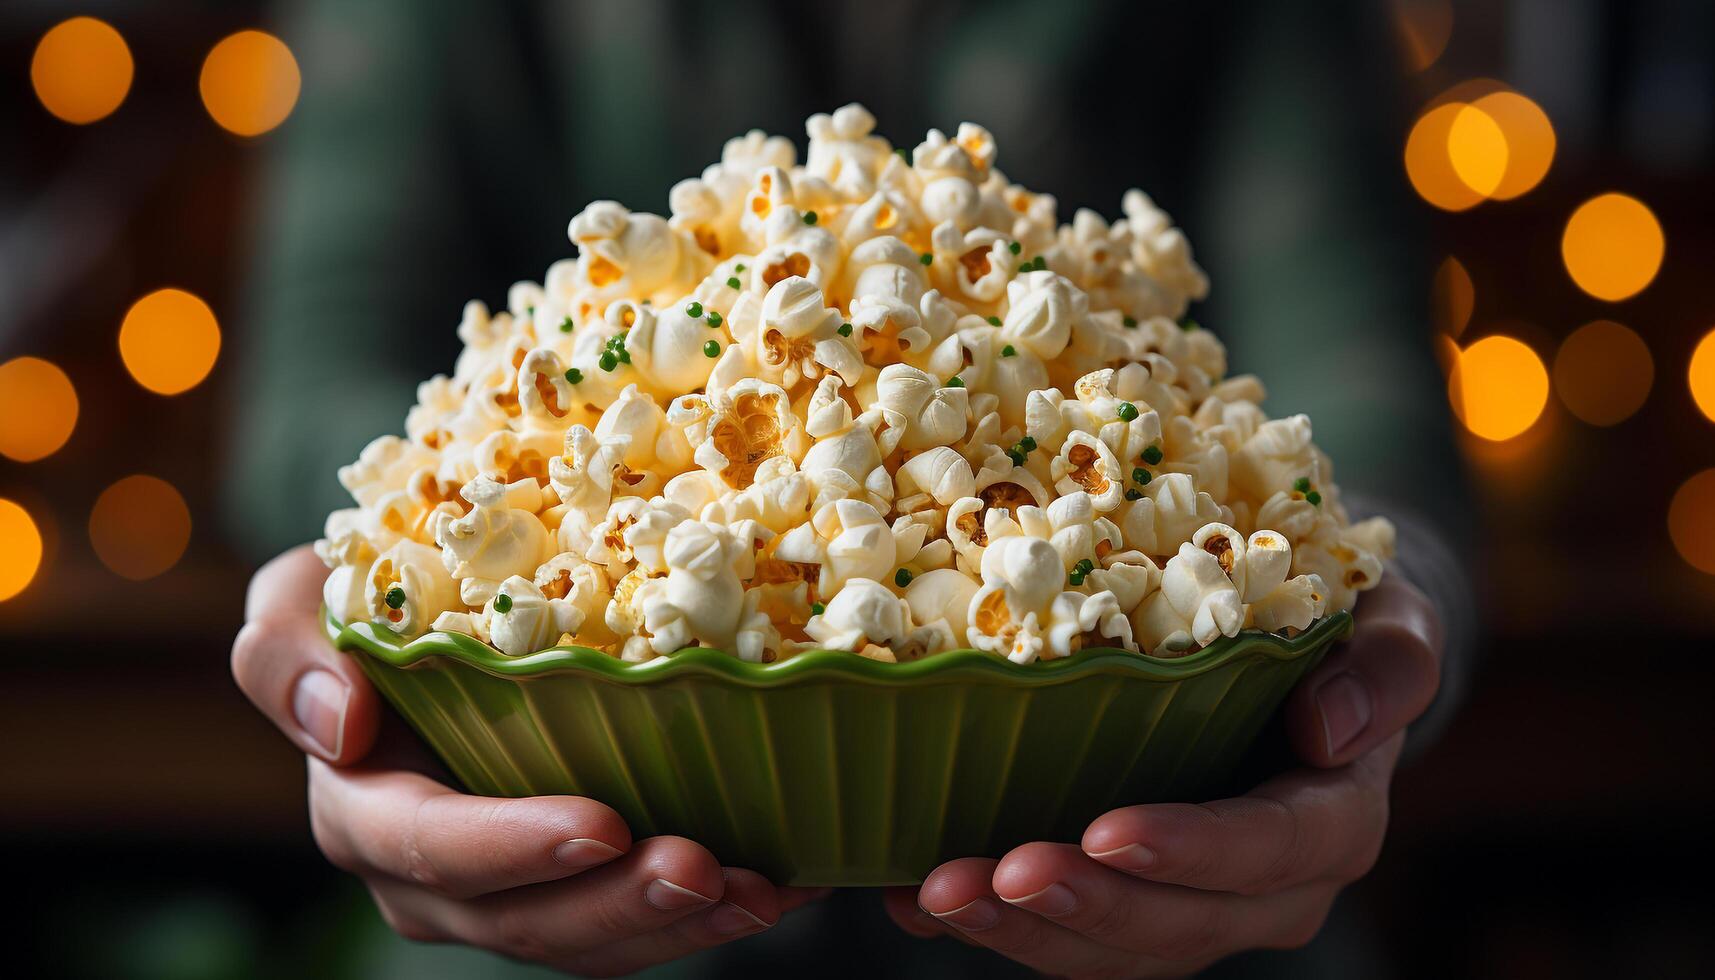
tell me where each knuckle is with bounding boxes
[1152,901,1228,962]
[402,799,448,894]
[1267,901,1333,951]
[491,904,555,963]
[1079,894,1139,947]
[228,621,273,694]
[372,894,441,945]
[308,797,359,873]
[1242,798,1303,896]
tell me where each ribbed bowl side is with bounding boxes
[349,632,1336,886]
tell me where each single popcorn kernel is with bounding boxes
[1066,443,1110,495]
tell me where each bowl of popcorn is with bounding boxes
[321,105,1393,885]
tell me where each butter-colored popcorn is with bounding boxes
[365,540,461,638]
[484,575,584,657]
[636,521,778,661]
[322,105,1391,664]
[805,577,949,661]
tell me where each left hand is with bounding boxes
[883,574,1442,977]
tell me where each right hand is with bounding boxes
[232,545,822,975]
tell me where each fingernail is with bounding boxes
[553,838,622,870]
[1004,882,1078,917]
[929,898,1001,932]
[292,669,348,759]
[1088,843,1157,874]
[646,878,718,911]
[1316,671,1373,755]
[706,902,769,936]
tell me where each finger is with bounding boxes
[883,886,950,939]
[993,842,1333,961]
[918,858,1144,976]
[563,867,784,975]
[245,544,330,622]
[1083,734,1404,895]
[308,759,630,898]
[400,836,724,963]
[1288,574,1443,766]
[233,546,381,764]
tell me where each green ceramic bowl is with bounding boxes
[328,610,1351,886]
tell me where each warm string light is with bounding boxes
[0,499,44,602]
[1448,335,1549,441]
[1553,321,1653,426]
[30,17,132,124]
[0,357,79,462]
[88,476,191,581]
[1690,329,1715,424]
[1669,470,1715,576]
[1405,83,1555,211]
[1562,193,1664,301]
[200,30,301,136]
[119,288,222,395]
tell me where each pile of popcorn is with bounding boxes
[318,104,1394,665]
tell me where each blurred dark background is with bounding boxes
[3,1,1713,977]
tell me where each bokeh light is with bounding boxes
[200,31,301,137]
[1472,91,1555,200]
[0,499,44,602]
[1447,104,1508,197]
[1391,0,1453,72]
[1448,335,1550,441]
[1668,469,1715,576]
[1689,328,1715,424]
[0,357,79,462]
[1561,193,1664,301]
[89,476,192,581]
[1553,321,1653,426]
[1431,256,1474,337]
[30,17,133,124]
[119,289,222,395]
[1406,103,1485,211]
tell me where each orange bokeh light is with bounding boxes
[1562,193,1664,302]
[200,30,301,136]
[1553,321,1653,426]
[1391,0,1453,72]
[30,17,133,124]
[1668,469,1715,576]
[1473,91,1555,200]
[1448,335,1550,441]
[1689,328,1715,424]
[1432,256,1474,337]
[1447,104,1508,197]
[1405,103,1485,212]
[89,476,192,581]
[0,357,79,462]
[0,499,44,602]
[119,289,222,395]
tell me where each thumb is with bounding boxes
[1286,574,1443,768]
[232,545,383,764]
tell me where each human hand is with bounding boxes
[885,574,1442,977]
[233,545,821,975]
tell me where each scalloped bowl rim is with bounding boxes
[327,608,1353,688]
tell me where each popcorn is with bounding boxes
[319,105,1390,660]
